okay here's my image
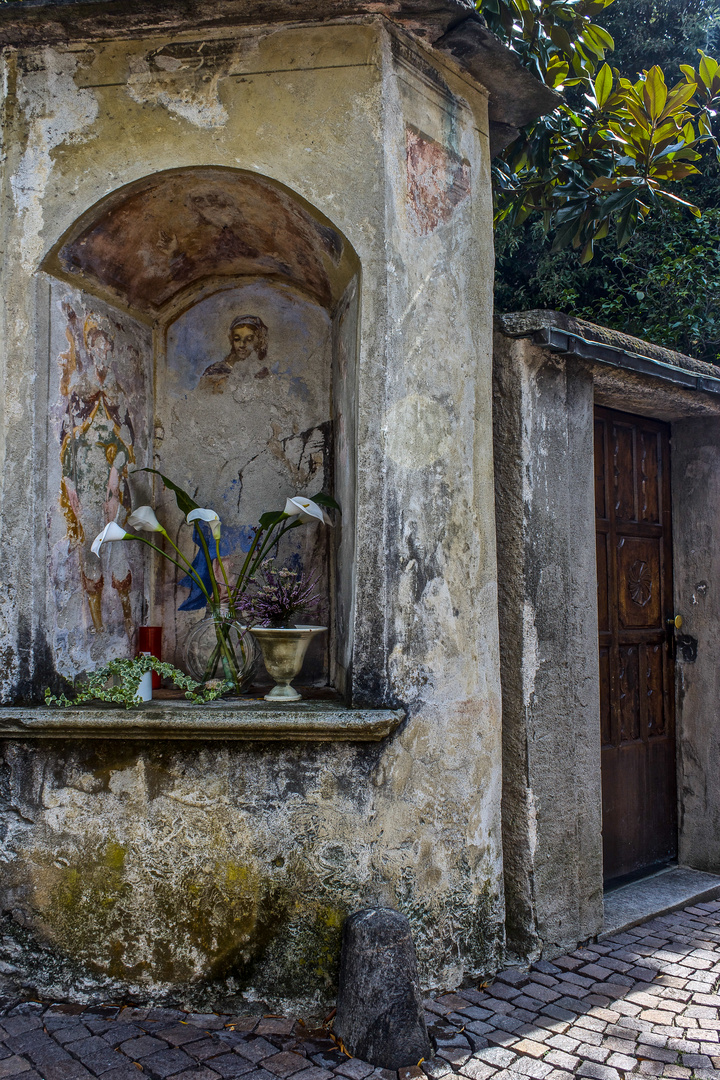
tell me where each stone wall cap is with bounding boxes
[0,0,481,41]
[0,0,559,154]
[497,309,720,388]
[0,701,405,740]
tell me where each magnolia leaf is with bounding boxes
[699,52,719,91]
[616,203,639,248]
[595,62,612,108]
[547,57,570,87]
[656,189,702,217]
[642,66,668,123]
[659,81,697,121]
[551,217,580,253]
[514,202,534,225]
[586,23,614,50]
[653,163,700,181]
[133,468,199,516]
[549,23,572,55]
[580,237,595,264]
[620,98,652,131]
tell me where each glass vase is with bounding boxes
[184,606,258,695]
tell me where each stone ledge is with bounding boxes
[0,701,404,741]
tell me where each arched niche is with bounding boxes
[41,167,359,694]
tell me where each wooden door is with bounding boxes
[594,407,677,886]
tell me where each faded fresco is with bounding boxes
[47,285,152,677]
[57,169,344,315]
[406,125,471,235]
[155,281,332,673]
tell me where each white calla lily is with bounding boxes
[91,521,130,557]
[127,505,164,533]
[283,496,330,525]
[187,507,222,539]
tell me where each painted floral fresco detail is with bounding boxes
[48,291,151,675]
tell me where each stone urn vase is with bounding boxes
[249,625,326,701]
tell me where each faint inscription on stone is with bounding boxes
[406,126,470,235]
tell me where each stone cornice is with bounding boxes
[0,701,405,740]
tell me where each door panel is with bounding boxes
[617,537,662,628]
[595,406,677,885]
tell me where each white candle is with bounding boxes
[136,652,153,702]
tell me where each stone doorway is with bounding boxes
[494,309,720,961]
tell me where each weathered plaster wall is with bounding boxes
[671,418,720,873]
[493,332,604,958]
[0,17,504,1007]
[0,737,497,1008]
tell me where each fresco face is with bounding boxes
[201,316,269,392]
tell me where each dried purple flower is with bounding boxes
[237,560,321,628]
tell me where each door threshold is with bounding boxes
[604,860,674,893]
[600,865,720,938]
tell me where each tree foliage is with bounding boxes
[486,0,720,360]
[597,0,720,79]
[495,208,720,360]
[484,0,720,261]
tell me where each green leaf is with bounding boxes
[133,468,199,516]
[595,62,612,108]
[549,23,572,55]
[699,52,719,91]
[656,189,702,217]
[616,202,639,248]
[547,56,570,88]
[258,510,287,529]
[580,237,595,264]
[310,492,342,512]
[587,23,614,50]
[642,67,667,123]
[659,81,697,121]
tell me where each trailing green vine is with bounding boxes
[44,655,231,709]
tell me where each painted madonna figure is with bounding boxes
[201,315,269,391]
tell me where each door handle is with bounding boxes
[667,615,683,630]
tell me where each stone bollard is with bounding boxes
[334,908,432,1070]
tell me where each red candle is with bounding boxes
[138,626,163,689]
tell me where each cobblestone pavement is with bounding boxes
[0,900,718,1080]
